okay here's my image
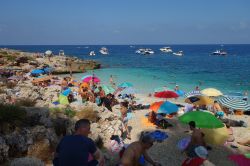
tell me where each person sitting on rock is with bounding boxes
[53,119,104,166]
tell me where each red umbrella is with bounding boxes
[154,91,179,98]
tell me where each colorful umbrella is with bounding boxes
[95,85,115,95]
[154,91,179,98]
[185,96,214,106]
[178,111,224,128]
[31,69,45,75]
[201,88,223,97]
[184,90,203,98]
[118,82,133,88]
[201,125,229,145]
[175,90,185,97]
[150,101,179,114]
[82,75,100,83]
[218,97,250,111]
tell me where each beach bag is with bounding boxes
[182,157,205,166]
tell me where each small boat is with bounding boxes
[160,47,173,53]
[135,48,154,55]
[173,51,184,56]
[211,50,227,56]
[59,50,64,56]
[99,47,109,55]
[89,51,95,56]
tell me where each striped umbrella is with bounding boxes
[184,90,203,98]
[218,97,250,111]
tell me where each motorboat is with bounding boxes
[211,50,227,56]
[173,51,184,56]
[160,47,173,53]
[99,47,109,55]
[135,48,154,55]
[59,50,64,56]
[89,51,95,56]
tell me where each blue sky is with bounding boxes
[0,0,250,45]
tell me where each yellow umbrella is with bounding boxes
[201,124,229,145]
[201,88,223,97]
[185,96,214,106]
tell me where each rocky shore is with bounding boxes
[0,48,101,74]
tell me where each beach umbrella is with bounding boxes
[201,88,223,97]
[185,96,214,106]
[175,90,185,97]
[184,90,203,98]
[150,101,179,114]
[80,82,90,89]
[218,97,250,111]
[45,50,52,55]
[118,82,133,88]
[81,75,92,80]
[201,125,229,145]
[178,111,224,128]
[43,67,54,74]
[95,85,115,95]
[120,87,136,95]
[154,91,179,98]
[82,75,100,83]
[150,101,164,112]
[31,69,45,75]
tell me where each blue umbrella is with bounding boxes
[62,88,71,96]
[158,101,179,114]
[118,82,133,88]
[176,90,185,96]
[31,69,45,75]
[120,87,137,95]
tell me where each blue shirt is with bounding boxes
[55,135,97,166]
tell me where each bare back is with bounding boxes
[121,142,144,166]
[191,129,205,146]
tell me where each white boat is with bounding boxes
[211,50,227,56]
[89,51,95,56]
[135,48,154,55]
[99,47,109,55]
[160,47,173,53]
[59,50,64,56]
[173,51,184,56]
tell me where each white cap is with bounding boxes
[194,146,208,159]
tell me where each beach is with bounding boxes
[0,48,250,165]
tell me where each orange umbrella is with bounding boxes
[150,101,164,112]
[80,82,90,89]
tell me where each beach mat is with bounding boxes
[141,117,156,127]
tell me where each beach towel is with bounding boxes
[178,137,191,151]
[141,117,156,127]
[149,130,168,142]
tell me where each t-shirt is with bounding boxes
[55,135,97,166]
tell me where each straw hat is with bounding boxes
[194,146,208,159]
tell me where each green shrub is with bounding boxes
[0,103,26,125]
[64,108,76,118]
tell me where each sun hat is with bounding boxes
[194,146,208,159]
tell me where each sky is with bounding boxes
[0,0,250,45]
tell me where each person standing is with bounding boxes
[120,102,131,139]
[53,119,104,166]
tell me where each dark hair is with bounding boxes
[75,119,90,131]
[141,134,154,144]
[214,101,218,103]
[189,121,196,128]
[121,101,129,108]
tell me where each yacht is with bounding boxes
[160,47,173,53]
[99,47,109,55]
[211,50,227,56]
[89,51,95,56]
[59,50,65,56]
[173,51,184,56]
[135,48,154,55]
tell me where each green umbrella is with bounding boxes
[178,111,224,129]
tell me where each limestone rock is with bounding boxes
[0,136,9,163]
[27,139,52,162]
[10,157,45,166]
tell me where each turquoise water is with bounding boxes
[2,45,250,97]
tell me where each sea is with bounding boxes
[2,45,250,98]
